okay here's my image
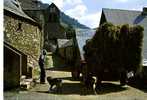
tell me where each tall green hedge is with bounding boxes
[84,22,144,75]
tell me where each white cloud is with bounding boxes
[65,4,87,19]
[42,0,100,28]
[41,0,83,9]
[64,0,83,6]
[114,0,129,3]
[65,4,101,28]
[79,12,101,28]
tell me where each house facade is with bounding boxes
[4,0,42,89]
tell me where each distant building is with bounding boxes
[18,0,67,52]
[57,39,74,65]
[44,3,66,52]
[100,7,147,60]
[4,0,42,89]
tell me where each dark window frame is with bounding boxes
[17,22,22,31]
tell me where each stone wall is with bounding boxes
[4,14,42,77]
[24,10,45,51]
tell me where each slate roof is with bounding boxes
[101,8,147,59]
[57,39,73,48]
[102,8,147,34]
[103,8,141,25]
[76,29,96,60]
[18,0,49,10]
[4,0,35,22]
[57,29,96,61]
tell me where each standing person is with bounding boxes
[38,49,47,84]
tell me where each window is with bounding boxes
[17,23,22,31]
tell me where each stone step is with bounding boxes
[20,75,26,81]
[20,78,34,90]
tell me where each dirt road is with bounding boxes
[4,70,147,100]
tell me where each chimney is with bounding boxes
[142,7,147,15]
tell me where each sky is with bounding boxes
[41,0,147,28]
[1,0,146,29]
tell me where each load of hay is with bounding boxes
[83,22,144,80]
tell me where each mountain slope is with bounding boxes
[60,12,90,29]
[19,0,90,29]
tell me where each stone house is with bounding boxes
[18,0,67,52]
[4,0,42,89]
[57,39,74,65]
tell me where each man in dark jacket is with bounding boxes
[39,49,47,84]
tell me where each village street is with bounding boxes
[4,69,147,100]
[3,0,147,100]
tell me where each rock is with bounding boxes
[20,78,34,90]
